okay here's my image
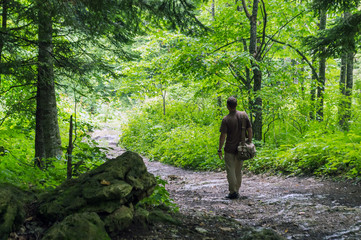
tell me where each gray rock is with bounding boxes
[0,184,33,240]
[38,151,157,222]
[42,212,110,240]
[104,205,134,233]
[240,227,285,240]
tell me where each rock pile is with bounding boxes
[0,151,157,239]
[39,151,157,239]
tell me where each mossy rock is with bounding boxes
[38,151,156,222]
[148,209,180,225]
[0,183,34,240]
[133,207,150,228]
[42,212,110,240]
[104,205,134,233]
[240,227,285,240]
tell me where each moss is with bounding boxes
[42,212,110,240]
[148,209,180,225]
[240,228,285,240]
[0,183,34,240]
[104,205,134,233]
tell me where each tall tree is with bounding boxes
[243,0,263,141]
[307,0,359,130]
[35,1,62,163]
[0,0,8,85]
[2,0,206,165]
[316,10,327,121]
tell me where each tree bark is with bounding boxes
[316,10,327,121]
[309,58,317,120]
[338,12,354,131]
[249,0,262,141]
[67,115,74,179]
[35,1,62,165]
[343,51,354,130]
[0,0,8,85]
[212,0,223,114]
[338,53,347,128]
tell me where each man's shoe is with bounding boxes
[225,192,239,199]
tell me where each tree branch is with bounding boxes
[260,10,305,58]
[256,0,267,60]
[228,63,247,86]
[266,36,319,81]
[242,0,251,19]
[0,83,34,95]
[209,40,243,55]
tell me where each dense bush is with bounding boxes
[120,99,223,170]
[120,98,361,180]
[247,130,361,180]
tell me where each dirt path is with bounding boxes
[93,125,361,240]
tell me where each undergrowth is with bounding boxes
[120,98,361,180]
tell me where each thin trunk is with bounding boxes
[212,0,222,113]
[249,0,262,141]
[67,115,74,179]
[243,39,252,121]
[343,51,354,131]
[338,53,347,128]
[35,2,62,165]
[0,0,8,85]
[162,90,166,115]
[316,10,327,121]
[339,12,354,131]
[309,59,317,120]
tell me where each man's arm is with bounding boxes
[247,127,253,143]
[218,132,226,159]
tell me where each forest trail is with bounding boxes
[92,123,361,240]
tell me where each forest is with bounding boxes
[1,0,361,239]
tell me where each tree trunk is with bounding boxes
[35,2,62,165]
[316,10,327,121]
[0,0,8,85]
[249,0,262,141]
[309,58,317,120]
[67,115,74,179]
[162,90,166,115]
[212,0,223,114]
[343,51,354,131]
[339,12,354,131]
[338,53,347,128]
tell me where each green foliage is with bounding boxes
[247,129,361,179]
[0,95,109,189]
[137,176,178,212]
[120,98,223,170]
[0,126,66,189]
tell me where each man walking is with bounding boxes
[218,97,252,199]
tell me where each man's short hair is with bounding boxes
[227,97,237,109]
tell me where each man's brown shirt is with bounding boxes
[220,110,252,154]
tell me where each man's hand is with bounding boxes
[218,133,226,160]
[218,150,223,160]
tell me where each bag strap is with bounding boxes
[238,112,247,144]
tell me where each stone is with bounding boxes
[134,207,150,228]
[42,212,110,240]
[104,205,134,233]
[148,209,180,225]
[38,151,157,222]
[0,183,33,240]
[240,227,286,240]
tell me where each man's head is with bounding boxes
[227,96,237,110]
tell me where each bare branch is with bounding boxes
[266,36,319,81]
[0,83,34,95]
[242,0,251,19]
[256,0,267,60]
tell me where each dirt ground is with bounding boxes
[93,126,361,240]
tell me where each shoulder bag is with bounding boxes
[237,112,256,160]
